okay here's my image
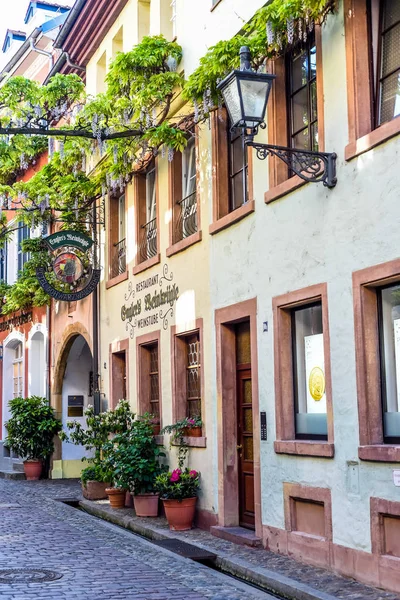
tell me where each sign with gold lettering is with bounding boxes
[121,264,179,338]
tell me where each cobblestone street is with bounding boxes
[0,478,274,600]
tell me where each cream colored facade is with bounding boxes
[54,0,400,592]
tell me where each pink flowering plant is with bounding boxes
[155,467,200,501]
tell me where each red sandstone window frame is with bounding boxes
[106,192,128,289]
[166,126,202,257]
[344,0,400,160]
[132,159,161,275]
[109,339,129,410]
[370,497,400,560]
[353,259,400,462]
[136,330,162,427]
[170,319,205,447]
[265,26,324,204]
[272,283,334,458]
[210,108,255,235]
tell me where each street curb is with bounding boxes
[80,500,338,600]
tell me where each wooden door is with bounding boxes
[237,368,255,528]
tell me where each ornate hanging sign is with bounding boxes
[36,230,100,302]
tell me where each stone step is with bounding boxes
[12,463,24,473]
[210,525,262,547]
[0,470,25,480]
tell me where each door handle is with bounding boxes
[236,445,243,451]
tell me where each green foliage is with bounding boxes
[81,463,112,486]
[59,399,135,465]
[161,416,202,469]
[183,0,336,103]
[155,468,200,501]
[5,396,62,461]
[103,414,167,493]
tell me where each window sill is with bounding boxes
[345,116,400,161]
[209,200,255,235]
[132,253,160,276]
[166,230,202,257]
[358,445,400,462]
[274,440,334,458]
[172,436,207,448]
[264,175,306,204]
[106,270,128,289]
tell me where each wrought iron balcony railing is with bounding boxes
[110,238,126,279]
[174,191,198,244]
[139,218,157,263]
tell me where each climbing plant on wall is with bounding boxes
[0,0,337,314]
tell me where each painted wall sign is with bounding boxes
[0,311,32,332]
[36,230,99,302]
[121,264,179,338]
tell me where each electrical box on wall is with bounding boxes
[68,395,84,417]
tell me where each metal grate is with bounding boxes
[152,539,216,562]
[0,569,63,583]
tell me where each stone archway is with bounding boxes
[51,323,92,465]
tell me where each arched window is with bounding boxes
[13,343,23,398]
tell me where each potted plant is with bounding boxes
[103,414,167,516]
[155,468,200,530]
[60,400,135,499]
[150,416,161,436]
[5,396,62,480]
[81,464,112,501]
[162,416,203,442]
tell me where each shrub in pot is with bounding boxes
[103,414,167,516]
[60,400,135,497]
[5,396,62,480]
[81,464,112,501]
[155,468,200,530]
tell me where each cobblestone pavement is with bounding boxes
[0,478,274,600]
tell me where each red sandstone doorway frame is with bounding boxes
[215,298,261,536]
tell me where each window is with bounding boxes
[17,224,30,273]
[345,0,400,158]
[110,342,128,410]
[371,0,400,126]
[135,160,158,268]
[292,303,327,439]
[109,193,126,280]
[137,334,161,424]
[377,284,400,442]
[273,284,334,457]
[353,259,400,461]
[211,108,254,232]
[169,132,199,247]
[0,244,7,282]
[228,126,248,211]
[186,334,201,418]
[266,29,323,201]
[287,35,318,152]
[171,321,204,432]
[13,342,23,398]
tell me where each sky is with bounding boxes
[0,0,75,52]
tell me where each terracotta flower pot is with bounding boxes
[133,493,159,517]
[82,481,110,501]
[105,487,126,509]
[23,460,42,481]
[183,427,202,437]
[152,424,161,436]
[162,497,197,530]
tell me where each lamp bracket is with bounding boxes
[247,140,337,188]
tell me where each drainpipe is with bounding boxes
[64,52,85,72]
[29,38,54,68]
[92,201,100,415]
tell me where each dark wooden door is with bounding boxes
[237,368,255,529]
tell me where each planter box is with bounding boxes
[82,481,110,501]
[183,427,202,437]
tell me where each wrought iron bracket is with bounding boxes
[247,140,337,188]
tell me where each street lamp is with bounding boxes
[217,46,337,188]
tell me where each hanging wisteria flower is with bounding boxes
[168,147,174,162]
[287,18,294,44]
[266,21,274,45]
